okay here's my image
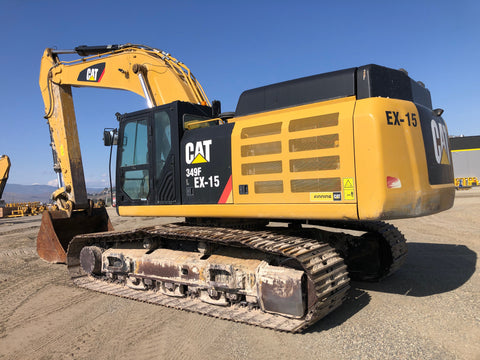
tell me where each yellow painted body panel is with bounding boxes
[40,43,454,222]
[118,203,358,220]
[117,96,360,221]
[118,96,454,221]
[229,96,356,205]
[353,98,454,219]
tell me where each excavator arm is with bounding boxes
[40,44,209,211]
[38,44,210,262]
[0,155,11,201]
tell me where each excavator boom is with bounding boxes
[38,44,209,263]
[40,44,209,211]
[0,155,11,201]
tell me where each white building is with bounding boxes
[450,135,480,187]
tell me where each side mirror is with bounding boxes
[103,128,118,146]
[212,100,221,118]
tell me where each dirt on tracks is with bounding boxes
[0,192,479,360]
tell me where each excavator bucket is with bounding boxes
[37,208,113,263]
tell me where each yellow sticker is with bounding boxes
[192,153,207,164]
[310,192,334,202]
[344,189,355,200]
[343,177,355,200]
[343,178,354,189]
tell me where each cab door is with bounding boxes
[116,113,152,205]
[116,104,182,207]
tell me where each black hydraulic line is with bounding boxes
[108,137,115,207]
[75,45,122,56]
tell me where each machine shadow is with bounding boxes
[306,242,476,333]
[355,242,477,297]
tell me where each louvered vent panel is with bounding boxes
[241,122,282,139]
[291,178,341,193]
[254,180,284,194]
[289,113,338,132]
[289,134,339,152]
[237,111,343,197]
[241,141,282,157]
[290,156,339,172]
[242,161,282,175]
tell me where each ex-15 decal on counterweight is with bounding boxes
[180,124,234,204]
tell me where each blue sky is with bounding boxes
[1,0,478,186]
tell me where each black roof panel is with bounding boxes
[235,68,356,116]
[235,64,433,117]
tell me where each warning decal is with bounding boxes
[343,177,355,201]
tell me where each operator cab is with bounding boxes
[108,101,233,208]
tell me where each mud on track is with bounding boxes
[0,192,479,360]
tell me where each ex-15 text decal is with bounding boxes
[385,111,418,127]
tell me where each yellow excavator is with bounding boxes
[0,155,47,217]
[37,44,454,332]
[0,155,11,211]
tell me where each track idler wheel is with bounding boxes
[79,246,103,275]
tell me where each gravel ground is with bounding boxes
[0,190,479,360]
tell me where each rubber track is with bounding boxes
[67,224,350,333]
[314,220,408,280]
[357,221,408,280]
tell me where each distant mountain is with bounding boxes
[2,184,106,203]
